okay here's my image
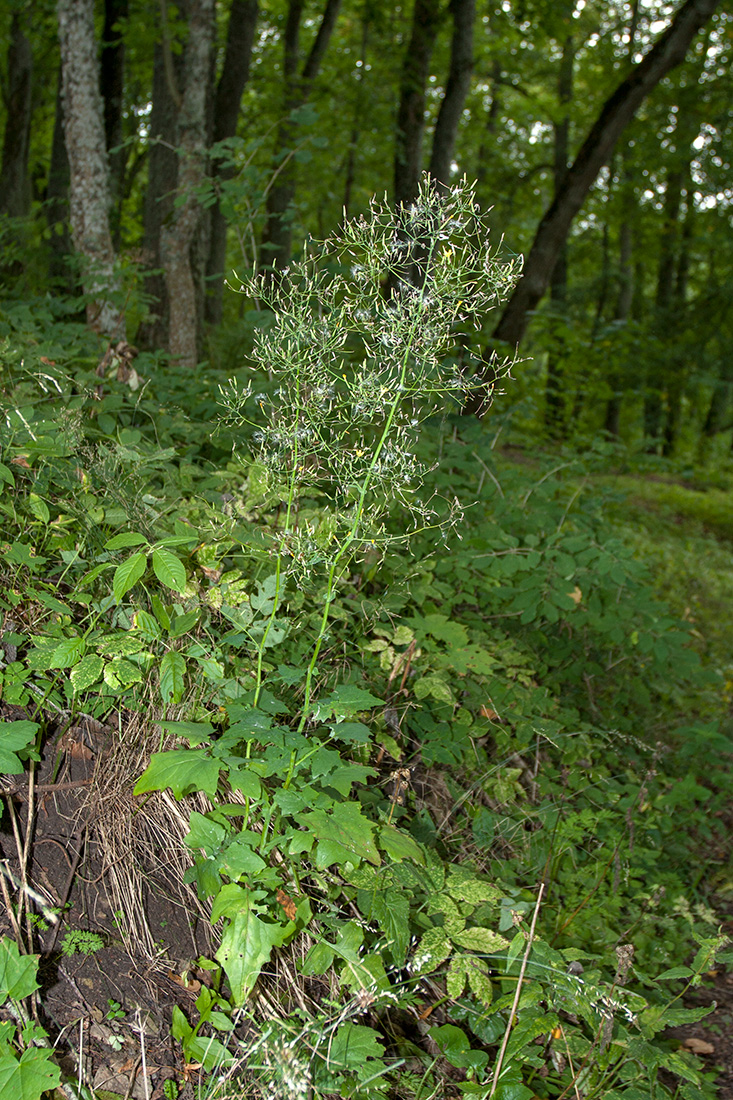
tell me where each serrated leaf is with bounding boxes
[215,893,288,1004]
[134,749,221,800]
[379,825,426,865]
[113,551,147,602]
[447,956,468,999]
[299,802,380,868]
[0,1044,61,1099]
[152,547,187,594]
[159,651,186,703]
[105,532,149,550]
[412,927,452,975]
[106,657,143,685]
[327,1023,385,1070]
[49,637,86,669]
[452,926,510,954]
[0,940,41,1003]
[160,720,214,745]
[0,721,39,773]
[70,655,104,693]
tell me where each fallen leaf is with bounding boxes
[480,704,500,721]
[276,888,297,921]
[681,1037,714,1055]
[568,586,583,605]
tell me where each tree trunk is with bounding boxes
[394,0,442,207]
[340,9,370,220]
[159,0,216,369]
[205,0,259,326]
[483,0,720,368]
[100,0,128,248]
[544,31,574,439]
[0,13,33,219]
[45,71,76,294]
[602,209,634,436]
[138,39,181,351]
[429,0,475,189]
[261,0,342,275]
[57,0,123,340]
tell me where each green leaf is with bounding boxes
[160,720,214,746]
[70,655,104,693]
[151,594,171,631]
[326,1023,385,1070]
[152,547,187,594]
[49,636,86,669]
[133,750,221,800]
[0,722,39,774]
[105,532,149,550]
[28,494,50,524]
[0,1044,61,1099]
[378,825,426,865]
[215,893,288,1004]
[113,551,147,602]
[0,940,41,1003]
[0,461,15,486]
[299,802,381,868]
[159,651,186,703]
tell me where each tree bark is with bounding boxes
[544,31,574,438]
[340,9,370,220]
[57,0,123,340]
[429,0,475,189]
[0,13,33,219]
[138,39,181,351]
[45,70,76,294]
[100,0,128,247]
[394,0,443,207]
[602,208,634,437]
[205,0,259,326]
[485,0,720,362]
[261,0,342,275]
[159,0,216,368]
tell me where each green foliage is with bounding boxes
[0,939,61,1100]
[1,183,731,1099]
[59,930,105,957]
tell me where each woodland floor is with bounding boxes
[1,703,732,1099]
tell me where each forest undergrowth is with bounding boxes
[1,183,732,1100]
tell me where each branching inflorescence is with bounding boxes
[219,176,521,716]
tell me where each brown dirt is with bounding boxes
[0,706,215,1099]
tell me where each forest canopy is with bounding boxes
[0,0,731,453]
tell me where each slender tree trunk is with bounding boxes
[100,0,128,248]
[205,0,259,326]
[160,0,216,368]
[261,0,342,275]
[0,14,33,219]
[603,209,634,436]
[138,39,180,351]
[473,0,719,389]
[644,164,684,449]
[429,0,475,189]
[394,0,442,207]
[544,31,574,439]
[475,60,501,205]
[341,10,370,220]
[46,71,76,294]
[57,0,123,340]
